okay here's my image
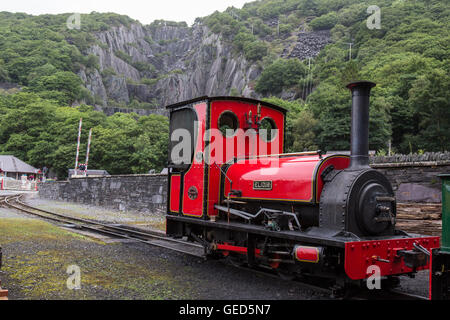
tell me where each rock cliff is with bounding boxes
[79,22,330,114]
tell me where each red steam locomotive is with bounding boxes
[165,81,441,295]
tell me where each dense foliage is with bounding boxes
[0,11,137,105]
[0,12,169,178]
[308,0,449,153]
[0,92,168,178]
[242,0,449,153]
[0,0,448,178]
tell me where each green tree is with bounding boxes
[309,12,338,30]
[408,69,450,151]
[0,59,9,82]
[243,41,268,62]
[256,59,307,94]
[29,71,82,104]
[131,115,169,172]
[291,110,319,152]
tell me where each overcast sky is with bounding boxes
[1,0,251,25]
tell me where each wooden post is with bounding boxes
[84,128,93,176]
[74,118,82,176]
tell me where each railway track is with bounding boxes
[0,194,429,300]
[230,262,428,300]
[0,194,204,258]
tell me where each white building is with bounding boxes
[0,155,39,180]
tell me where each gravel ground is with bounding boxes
[397,271,429,297]
[0,210,329,300]
[0,194,431,300]
[25,193,165,231]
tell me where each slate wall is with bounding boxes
[38,159,449,213]
[371,162,449,203]
[38,174,167,213]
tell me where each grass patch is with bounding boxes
[0,217,195,300]
[0,218,88,244]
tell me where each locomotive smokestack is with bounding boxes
[346,81,376,169]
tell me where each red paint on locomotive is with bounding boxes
[294,246,321,263]
[180,102,207,217]
[222,154,350,203]
[344,237,440,280]
[168,97,287,218]
[169,174,181,213]
[206,99,286,217]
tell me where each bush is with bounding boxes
[256,59,307,94]
[243,41,268,62]
[309,12,338,30]
[114,50,133,64]
[29,71,82,104]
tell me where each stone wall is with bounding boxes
[38,174,167,213]
[371,161,449,203]
[38,159,449,214]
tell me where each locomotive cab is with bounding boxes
[166,96,287,219]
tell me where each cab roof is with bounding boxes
[165,96,287,114]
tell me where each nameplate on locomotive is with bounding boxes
[253,181,272,191]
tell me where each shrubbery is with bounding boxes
[256,59,307,94]
[0,92,169,177]
[309,12,338,30]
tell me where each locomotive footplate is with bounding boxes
[167,215,439,280]
[167,214,353,248]
[344,236,440,280]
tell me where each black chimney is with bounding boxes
[346,81,376,170]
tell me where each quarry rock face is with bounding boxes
[282,30,332,60]
[80,22,331,114]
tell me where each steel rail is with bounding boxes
[0,194,428,300]
[2,194,204,258]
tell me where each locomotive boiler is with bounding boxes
[165,81,440,292]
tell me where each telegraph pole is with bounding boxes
[277,19,280,37]
[84,128,93,176]
[308,59,314,100]
[302,59,309,101]
[345,42,354,60]
[388,139,392,156]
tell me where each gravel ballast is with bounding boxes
[0,194,432,300]
[0,213,329,300]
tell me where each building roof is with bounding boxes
[0,155,38,174]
